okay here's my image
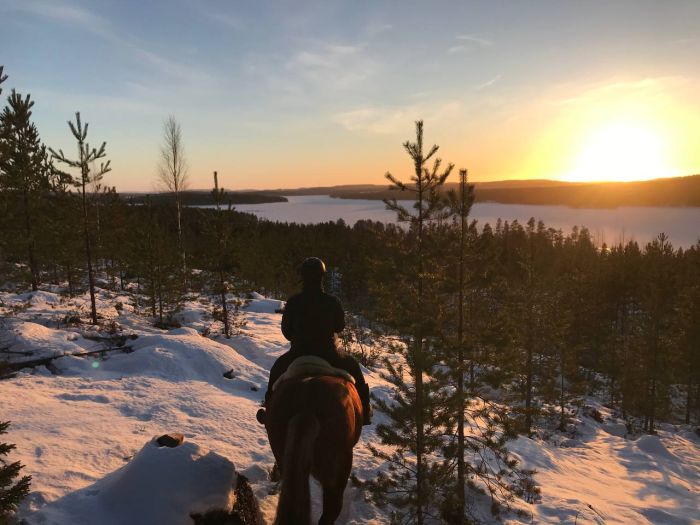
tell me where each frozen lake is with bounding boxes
[227,195,700,248]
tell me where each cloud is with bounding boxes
[265,40,377,94]
[552,76,689,107]
[365,22,394,36]
[475,75,501,90]
[449,34,493,53]
[333,100,463,135]
[456,34,492,47]
[1,0,103,26]
[32,88,165,115]
[4,0,215,88]
[187,0,243,30]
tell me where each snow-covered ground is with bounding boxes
[1,287,699,524]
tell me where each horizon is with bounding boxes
[3,1,700,192]
[124,172,700,195]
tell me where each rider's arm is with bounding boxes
[281,299,294,341]
[333,297,345,333]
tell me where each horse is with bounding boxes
[265,374,363,525]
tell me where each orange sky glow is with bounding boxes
[4,2,700,191]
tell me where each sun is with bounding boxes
[565,121,672,183]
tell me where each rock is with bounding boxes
[223,369,235,379]
[155,433,185,448]
[189,475,262,525]
[234,474,263,525]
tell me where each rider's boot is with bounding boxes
[256,407,266,425]
[357,382,372,425]
[256,391,271,425]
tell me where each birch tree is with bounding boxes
[157,116,189,281]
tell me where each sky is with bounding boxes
[2,0,700,191]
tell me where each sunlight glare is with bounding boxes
[565,122,671,182]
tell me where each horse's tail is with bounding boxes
[274,411,320,525]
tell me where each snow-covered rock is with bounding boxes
[23,438,236,525]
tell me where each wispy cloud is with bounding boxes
[4,0,216,88]
[32,87,165,115]
[552,76,689,106]
[188,0,243,30]
[365,22,394,36]
[334,100,463,135]
[456,34,492,47]
[1,0,103,26]
[449,34,492,54]
[246,40,377,98]
[475,75,501,90]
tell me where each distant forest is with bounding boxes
[123,191,287,206]
[133,174,700,209]
[261,175,700,208]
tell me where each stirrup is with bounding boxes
[256,408,266,425]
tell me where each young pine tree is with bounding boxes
[0,421,31,523]
[0,90,65,291]
[368,120,454,523]
[208,171,245,338]
[50,113,111,325]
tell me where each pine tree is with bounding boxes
[677,242,700,424]
[0,90,64,291]
[50,113,111,325]
[131,197,181,327]
[208,171,245,338]
[443,168,475,521]
[368,121,454,523]
[638,233,678,433]
[0,421,31,522]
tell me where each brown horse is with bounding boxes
[265,375,363,525]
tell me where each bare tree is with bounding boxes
[157,116,189,279]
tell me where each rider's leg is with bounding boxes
[335,355,372,426]
[257,351,296,425]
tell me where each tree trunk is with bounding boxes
[176,192,186,285]
[455,170,467,522]
[66,262,74,297]
[81,171,98,325]
[220,271,230,338]
[685,374,692,425]
[22,188,38,291]
[559,346,566,432]
[414,137,425,525]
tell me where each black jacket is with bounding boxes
[281,289,345,356]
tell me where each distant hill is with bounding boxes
[123,191,287,206]
[260,175,700,208]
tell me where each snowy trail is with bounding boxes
[1,289,699,524]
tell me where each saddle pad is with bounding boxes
[272,355,355,391]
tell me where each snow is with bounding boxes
[28,440,236,525]
[1,287,699,524]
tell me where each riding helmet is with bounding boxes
[300,257,326,282]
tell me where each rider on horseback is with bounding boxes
[257,257,372,426]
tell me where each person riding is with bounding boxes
[256,257,372,425]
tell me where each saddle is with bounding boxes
[272,355,355,391]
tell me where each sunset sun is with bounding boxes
[565,121,671,183]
